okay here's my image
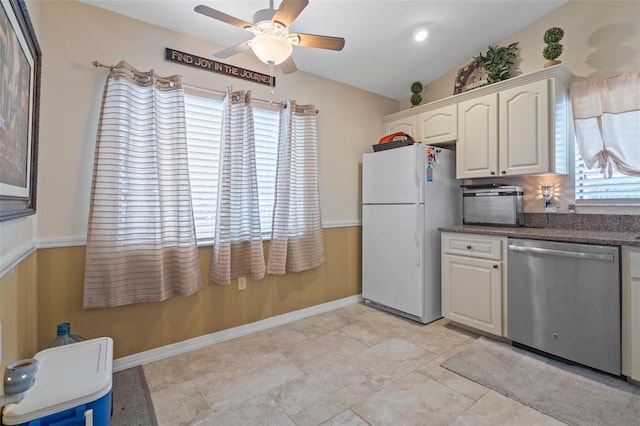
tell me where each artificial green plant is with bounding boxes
[543,27,564,62]
[410,81,423,106]
[473,42,520,85]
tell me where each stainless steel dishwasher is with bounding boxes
[507,238,620,375]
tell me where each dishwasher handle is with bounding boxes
[507,244,615,262]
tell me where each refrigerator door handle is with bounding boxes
[415,204,422,266]
[415,146,422,201]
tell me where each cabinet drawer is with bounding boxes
[442,233,503,260]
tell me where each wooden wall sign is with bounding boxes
[165,48,275,87]
[453,61,487,95]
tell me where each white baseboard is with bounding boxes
[323,220,361,228]
[113,294,363,372]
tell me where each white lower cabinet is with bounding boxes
[622,246,640,381]
[441,233,506,336]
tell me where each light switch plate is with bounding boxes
[238,277,246,290]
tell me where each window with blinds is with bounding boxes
[184,90,279,241]
[574,140,640,202]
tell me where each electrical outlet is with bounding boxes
[238,277,246,290]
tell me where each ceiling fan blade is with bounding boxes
[194,5,253,30]
[292,33,345,51]
[272,0,309,27]
[214,42,251,59]
[279,56,297,74]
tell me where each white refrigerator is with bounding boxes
[362,143,460,324]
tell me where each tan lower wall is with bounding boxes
[36,227,361,359]
[0,252,38,370]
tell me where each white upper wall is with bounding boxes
[0,1,41,276]
[34,0,398,241]
[404,0,640,107]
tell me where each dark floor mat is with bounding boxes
[111,366,158,426]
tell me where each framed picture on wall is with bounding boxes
[0,0,41,221]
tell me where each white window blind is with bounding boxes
[184,90,279,241]
[571,73,640,204]
[574,140,640,202]
[254,107,279,232]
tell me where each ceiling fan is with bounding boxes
[195,0,345,74]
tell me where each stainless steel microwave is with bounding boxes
[462,184,524,227]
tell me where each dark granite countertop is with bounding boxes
[438,224,640,247]
[439,213,640,247]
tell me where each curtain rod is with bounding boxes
[91,60,319,114]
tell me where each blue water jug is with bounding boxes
[43,322,86,349]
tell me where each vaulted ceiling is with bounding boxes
[79,0,567,100]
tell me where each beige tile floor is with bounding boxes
[143,303,567,425]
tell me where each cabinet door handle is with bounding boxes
[501,170,506,175]
[490,171,495,175]
[493,264,499,269]
[466,245,472,249]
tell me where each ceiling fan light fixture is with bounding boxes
[250,33,293,65]
[413,27,428,42]
[195,0,344,74]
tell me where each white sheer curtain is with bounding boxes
[210,89,266,285]
[84,61,202,308]
[570,72,640,177]
[267,100,325,274]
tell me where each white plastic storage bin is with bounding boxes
[2,337,113,426]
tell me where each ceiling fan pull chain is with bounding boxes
[269,62,275,100]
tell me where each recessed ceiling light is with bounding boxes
[413,28,428,42]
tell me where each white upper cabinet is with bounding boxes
[457,77,569,179]
[384,115,416,137]
[499,79,551,176]
[382,65,573,179]
[457,93,498,178]
[416,104,457,145]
